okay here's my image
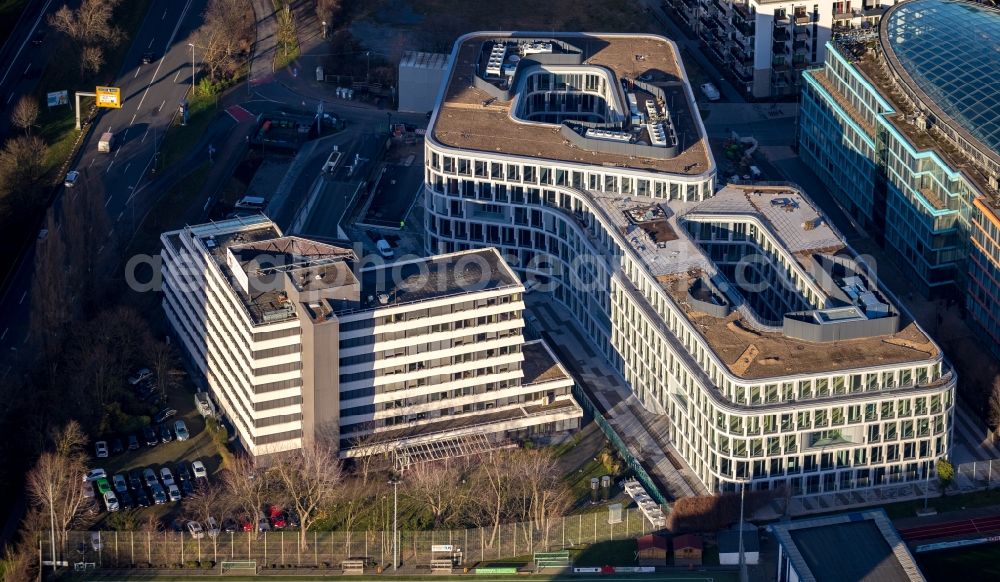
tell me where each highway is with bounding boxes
[0,0,208,355]
[0,0,56,136]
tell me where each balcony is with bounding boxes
[774,14,791,27]
[773,27,790,42]
[733,2,754,21]
[795,29,810,41]
[772,60,790,73]
[794,14,813,25]
[773,41,789,55]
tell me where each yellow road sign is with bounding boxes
[95,86,122,109]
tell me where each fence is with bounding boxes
[52,507,658,569]
[572,384,669,505]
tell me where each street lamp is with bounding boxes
[738,479,749,582]
[187,43,196,93]
[322,21,327,39]
[388,477,400,571]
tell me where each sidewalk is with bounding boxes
[249,0,277,85]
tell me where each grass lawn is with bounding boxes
[159,91,221,168]
[571,539,637,567]
[916,543,1000,580]
[883,488,1000,520]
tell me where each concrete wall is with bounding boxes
[398,52,449,113]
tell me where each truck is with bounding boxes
[98,132,115,153]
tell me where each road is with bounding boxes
[0,0,209,354]
[0,0,56,136]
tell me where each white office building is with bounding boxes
[423,31,954,496]
[160,217,580,458]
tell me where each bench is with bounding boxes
[431,558,454,573]
[220,560,257,573]
[342,559,365,575]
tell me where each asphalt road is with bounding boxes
[0,0,56,135]
[0,0,208,355]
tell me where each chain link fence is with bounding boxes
[51,506,658,569]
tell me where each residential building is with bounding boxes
[769,509,926,581]
[424,32,955,496]
[665,0,899,98]
[160,217,580,457]
[799,0,1000,357]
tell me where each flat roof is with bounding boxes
[345,248,522,313]
[431,32,712,176]
[582,184,939,378]
[521,340,571,386]
[770,510,925,582]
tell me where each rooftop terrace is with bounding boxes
[432,32,712,176]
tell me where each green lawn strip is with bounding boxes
[882,488,1000,520]
[159,91,220,168]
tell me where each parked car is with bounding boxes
[268,505,286,529]
[376,239,394,258]
[83,468,107,482]
[240,517,254,532]
[180,478,194,496]
[112,474,128,494]
[95,478,112,495]
[102,491,119,512]
[118,490,134,510]
[191,460,207,481]
[174,420,190,441]
[128,469,143,490]
[257,515,271,532]
[206,517,220,538]
[141,51,156,64]
[222,517,238,533]
[142,468,158,488]
[699,82,721,101]
[159,423,173,443]
[167,484,182,502]
[128,368,152,385]
[159,467,175,487]
[187,521,204,539]
[133,488,150,508]
[95,441,109,458]
[110,438,124,455]
[150,483,167,505]
[287,511,300,528]
[153,408,177,423]
[127,434,140,450]
[142,426,158,446]
[63,170,79,188]
[176,462,192,482]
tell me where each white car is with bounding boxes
[205,516,220,538]
[187,521,204,539]
[64,170,80,188]
[191,460,207,481]
[102,491,119,512]
[128,368,152,385]
[167,483,182,502]
[376,239,394,258]
[83,468,107,482]
[699,82,721,101]
[159,467,175,487]
[174,419,190,441]
[95,441,109,458]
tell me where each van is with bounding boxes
[235,196,267,210]
[98,132,115,153]
[699,83,721,101]
[376,239,394,258]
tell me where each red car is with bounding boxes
[239,517,254,532]
[268,505,286,529]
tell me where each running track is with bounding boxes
[898,514,1000,540]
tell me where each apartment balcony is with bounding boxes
[795,29,810,41]
[730,45,753,66]
[733,66,754,83]
[774,14,791,27]
[772,60,790,73]
[793,40,809,54]
[732,2,754,22]
[709,39,729,63]
[773,27,790,42]
[794,13,814,25]
[712,0,727,14]
[731,32,752,51]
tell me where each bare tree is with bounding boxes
[315,0,341,25]
[469,450,517,547]
[989,374,1000,432]
[150,340,184,400]
[194,0,254,88]
[271,443,343,549]
[183,481,229,525]
[48,0,123,76]
[30,213,70,363]
[10,96,39,135]
[402,459,469,527]
[222,455,272,535]
[25,421,96,567]
[59,179,111,315]
[514,449,572,546]
[0,135,48,209]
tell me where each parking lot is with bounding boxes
[85,368,228,527]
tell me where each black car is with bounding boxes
[30,31,45,46]
[118,491,134,510]
[180,479,194,496]
[153,408,176,424]
[133,489,150,508]
[127,434,140,450]
[176,462,192,482]
[142,425,158,447]
[110,438,125,455]
[128,469,143,491]
[141,51,155,64]
[159,423,173,443]
[287,511,301,528]
[222,517,237,533]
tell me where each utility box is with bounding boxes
[316,66,324,81]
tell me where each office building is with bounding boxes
[424,31,955,496]
[666,0,899,98]
[160,217,581,457]
[799,0,1000,356]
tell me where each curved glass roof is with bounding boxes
[885,0,1000,157]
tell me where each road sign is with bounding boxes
[95,86,122,109]
[47,90,68,107]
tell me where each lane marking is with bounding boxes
[141,129,149,143]
[114,147,121,158]
[148,38,155,49]
[104,194,114,207]
[124,162,131,174]
[5,93,13,104]
[117,211,124,222]
[131,113,137,125]
[0,329,7,341]
[107,228,113,238]
[162,8,168,19]
[159,100,165,112]
[202,197,212,211]
[22,63,29,74]
[0,0,54,86]
[18,291,26,304]
[134,67,140,79]
[89,158,96,167]
[105,160,114,174]
[173,69,181,82]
